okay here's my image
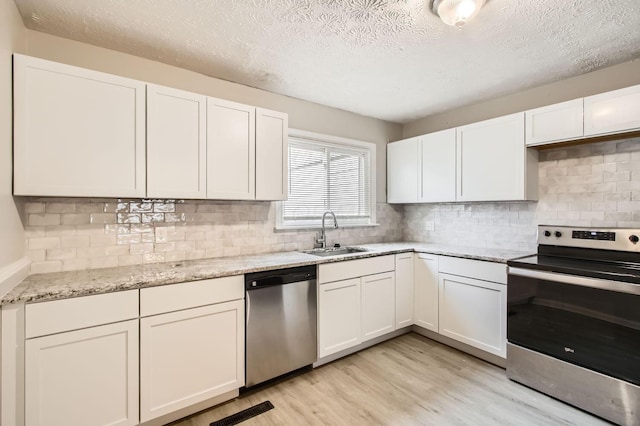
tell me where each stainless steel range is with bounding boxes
[507,225,640,426]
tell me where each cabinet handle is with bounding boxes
[508,267,640,295]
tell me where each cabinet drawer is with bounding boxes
[438,256,507,284]
[140,275,243,317]
[26,290,138,338]
[319,255,394,284]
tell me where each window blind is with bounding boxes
[282,137,373,226]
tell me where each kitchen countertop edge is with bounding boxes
[1,242,532,305]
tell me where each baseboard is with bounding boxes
[412,325,506,368]
[140,389,239,426]
[0,256,30,300]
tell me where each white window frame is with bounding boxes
[276,128,377,230]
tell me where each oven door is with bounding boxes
[507,267,640,386]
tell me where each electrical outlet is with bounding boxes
[425,221,435,231]
[155,226,168,243]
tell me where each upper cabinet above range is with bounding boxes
[525,84,640,147]
[584,85,640,137]
[13,54,147,198]
[525,99,584,146]
[12,54,289,201]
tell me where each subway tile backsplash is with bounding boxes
[22,136,640,273]
[24,201,403,273]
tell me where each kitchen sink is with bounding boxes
[302,246,369,257]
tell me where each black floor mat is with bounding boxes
[209,401,274,426]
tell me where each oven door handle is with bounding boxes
[508,267,640,296]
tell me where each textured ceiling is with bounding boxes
[13,0,640,123]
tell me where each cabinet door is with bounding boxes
[414,253,439,332]
[438,273,506,358]
[318,278,362,358]
[206,98,255,200]
[140,300,244,422]
[25,320,139,426]
[387,137,419,203]
[361,272,396,342]
[13,54,146,197]
[147,84,207,199]
[256,108,288,201]
[584,84,640,137]
[419,129,457,202]
[456,113,526,202]
[525,99,584,146]
[395,253,414,328]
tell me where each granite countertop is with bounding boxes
[1,242,532,305]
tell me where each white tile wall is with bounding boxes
[24,201,403,273]
[22,136,640,272]
[404,136,640,252]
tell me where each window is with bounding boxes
[277,129,377,229]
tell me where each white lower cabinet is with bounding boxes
[394,253,414,328]
[12,277,245,426]
[438,273,507,358]
[140,300,244,422]
[414,253,439,333]
[25,320,139,426]
[361,272,396,341]
[318,278,362,358]
[318,255,396,359]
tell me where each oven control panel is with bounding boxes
[571,230,616,241]
[538,225,640,251]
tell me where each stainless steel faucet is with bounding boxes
[315,211,339,248]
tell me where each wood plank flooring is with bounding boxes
[172,333,609,426]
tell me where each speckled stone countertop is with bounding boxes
[1,242,532,305]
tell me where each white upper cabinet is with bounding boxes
[525,99,584,146]
[387,137,419,203]
[419,129,456,203]
[147,84,207,199]
[206,98,256,200]
[13,54,146,197]
[255,108,288,201]
[457,113,536,202]
[584,84,640,137]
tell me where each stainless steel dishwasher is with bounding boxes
[245,265,317,388]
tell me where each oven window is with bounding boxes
[507,275,640,386]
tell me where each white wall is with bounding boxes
[0,0,27,277]
[402,58,640,139]
[24,30,402,202]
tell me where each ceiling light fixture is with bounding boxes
[431,0,486,29]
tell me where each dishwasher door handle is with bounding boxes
[245,291,251,327]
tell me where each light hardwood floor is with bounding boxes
[172,333,609,426]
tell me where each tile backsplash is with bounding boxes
[22,136,640,273]
[24,201,403,273]
[405,136,640,253]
